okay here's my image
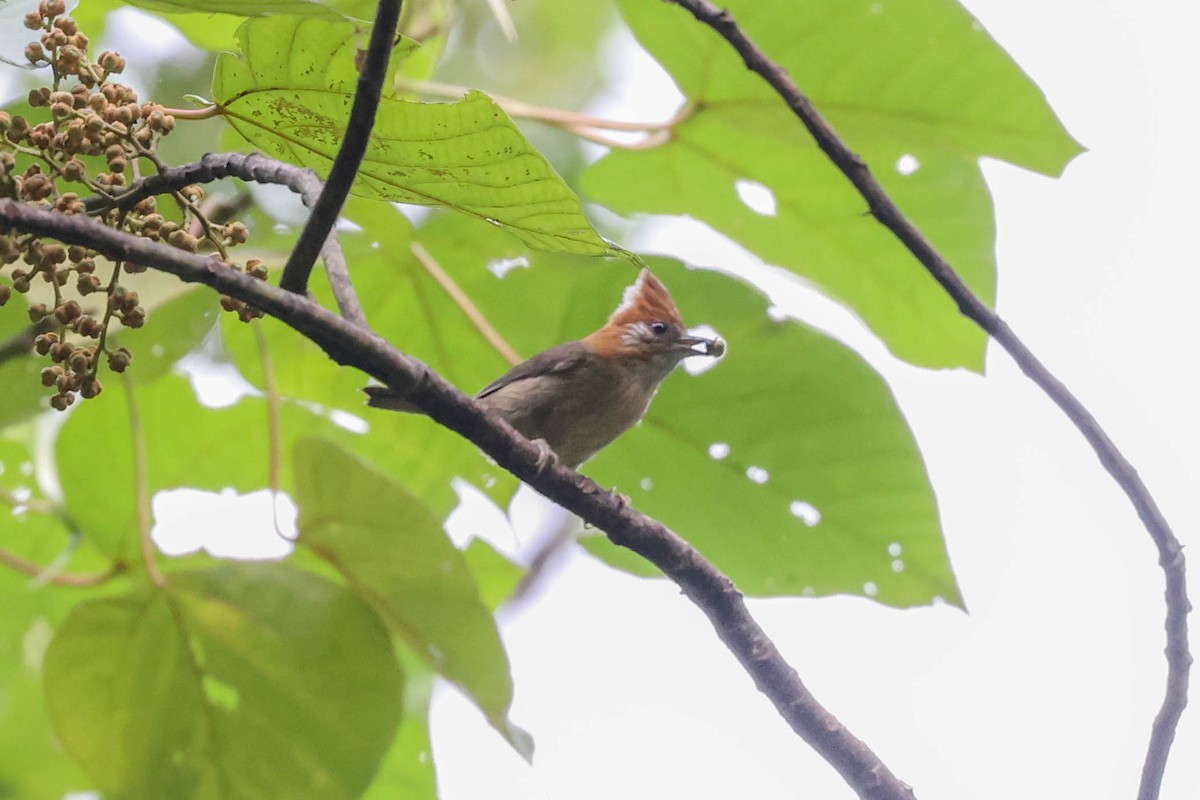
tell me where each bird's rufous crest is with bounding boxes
[606,269,684,328]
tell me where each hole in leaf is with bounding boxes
[488,256,529,279]
[789,500,821,526]
[734,179,778,217]
[708,442,730,460]
[896,153,920,175]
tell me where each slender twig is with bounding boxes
[279,0,402,296]
[0,544,125,587]
[255,325,294,542]
[0,487,57,516]
[409,241,521,366]
[0,316,55,365]
[482,0,517,42]
[158,104,222,121]
[397,78,689,134]
[87,152,367,328]
[662,2,1191,797]
[0,199,915,800]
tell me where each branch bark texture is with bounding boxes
[661,2,1191,797]
[0,198,915,800]
[279,0,402,297]
[92,152,367,327]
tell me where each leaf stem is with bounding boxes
[397,77,690,146]
[409,241,521,366]
[0,542,126,587]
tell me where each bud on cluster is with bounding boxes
[219,258,269,323]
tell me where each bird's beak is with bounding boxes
[677,333,726,358]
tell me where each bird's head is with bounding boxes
[584,269,725,370]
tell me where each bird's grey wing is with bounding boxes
[476,341,588,399]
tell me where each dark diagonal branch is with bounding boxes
[0,198,916,800]
[0,316,54,365]
[92,152,367,327]
[663,2,1191,797]
[279,0,402,296]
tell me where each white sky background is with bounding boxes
[2,0,1194,797]
[433,1,1200,799]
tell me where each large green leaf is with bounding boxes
[213,15,612,256]
[411,215,958,607]
[293,438,528,756]
[585,260,959,607]
[584,0,1082,371]
[42,563,403,800]
[0,436,99,799]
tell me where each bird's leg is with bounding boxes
[530,438,559,475]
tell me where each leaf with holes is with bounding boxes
[213,15,613,256]
[409,215,960,608]
[585,0,1082,370]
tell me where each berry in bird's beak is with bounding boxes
[677,333,726,357]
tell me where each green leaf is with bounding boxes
[410,216,959,607]
[363,648,436,800]
[109,286,220,386]
[42,563,404,800]
[462,538,526,611]
[55,374,246,560]
[584,0,1083,371]
[212,15,612,255]
[126,0,331,15]
[0,291,49,430]
[0,434,110,577]
[588,261,960,608]
[293,438,528,756]
[0,508,97,799]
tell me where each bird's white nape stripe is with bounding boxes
[611,270,649,318]
[622,321,653,346]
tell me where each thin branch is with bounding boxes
[661,2,1191,797]
[0,316,55,365]
[0,199,915,800]
[397,78,688,134]
[409,241,521,366]
[0,544,125,587]
[158,104,221,121]
[89,152,367,328]
[279,0,403,296]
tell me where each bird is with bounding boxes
[364,268,725,468]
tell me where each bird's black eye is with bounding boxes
[649,321,669,335]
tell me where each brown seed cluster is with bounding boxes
[1,1,263,411]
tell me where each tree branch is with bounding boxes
[661,2,1191,797]
[92,151,367,328]
[278,0,402,297]
[0,198,915,800]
